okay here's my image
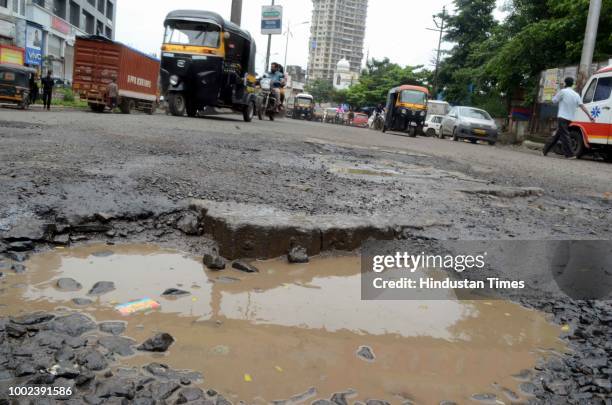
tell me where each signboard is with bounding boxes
[0,45,24,65]
[542,68,560,103]
[52,17,71,35]
[261,5,283,35]
[25,25,43,66]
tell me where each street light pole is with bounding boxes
[577,0,602,91]
[283,21,309,68]
[230,0,243,25]
[264,0,275,73]
[427,6,447,97]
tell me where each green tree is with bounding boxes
[437,0,498,104]
[345,58,430,108]
[304,79,335,103]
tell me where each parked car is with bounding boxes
[441,106,498,145]
[352,112,369,127]
[424,114,445,137]
[569,65,612,161]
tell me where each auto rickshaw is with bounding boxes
[382,85,429,137]
[292,93,314,120]
[0,64,36,110]
[160,10,258,121]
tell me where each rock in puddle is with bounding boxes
[176,387,204,403]
[91,250,114,258]
[213,276,240,284]
[161,288,190,297]
[10,311,54,325]
[137,333,175,352]
[49,313,96,337]
[7,240,34,252]
[470,393,497,403]
[11,263,26,273]
[288,246,309,263]
[98,321,126,335]
[77,348,108,371]
[203,249,226,270]
[98,336,136,356]
[6,251,28,262]
[356,345,375,362]
[232,260,259,273]
[176,212,200,235]
[72,298,93,306]
[56,277,82,291]
[88,281,115,295]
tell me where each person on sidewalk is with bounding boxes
[543,77,594,158]
[41,71,54,111]
[107,78,118,111]
[29,73,39,105]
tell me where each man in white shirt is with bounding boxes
[543,77,594,158]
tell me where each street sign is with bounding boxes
[261,5,283,35]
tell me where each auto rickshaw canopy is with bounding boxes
[387,85,430,97]
[164,10,256,74]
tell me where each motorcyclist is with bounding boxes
[267,62,285,111]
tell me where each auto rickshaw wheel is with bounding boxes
[167,93,186,117]
[268,112,275,121]
[243,100,255,122]
[408,127,417,138]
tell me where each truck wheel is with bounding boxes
[167,93,186,117]
[120,99,134,114]
[243,100,255,122]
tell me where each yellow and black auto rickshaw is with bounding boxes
[292,93,315,120]
[382,85,429,137]
[0,64,35,110]
[160,10,258,121]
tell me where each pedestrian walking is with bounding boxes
[543,77,594,158]
[107,78,118,111]
[29,73,39,105]
[41,71,54,111]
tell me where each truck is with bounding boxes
[73,36,160,114]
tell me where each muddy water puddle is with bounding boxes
[0,244,565,404]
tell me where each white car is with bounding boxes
[424,114,444,137]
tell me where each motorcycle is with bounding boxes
[256,77,281,121]
[369,110,385,130]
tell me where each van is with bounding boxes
[570,66,612,161]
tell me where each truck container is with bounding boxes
[73,36,160,114]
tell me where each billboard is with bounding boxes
[25,25,43,66]
[261,5,283,35]
[0,45,24,65]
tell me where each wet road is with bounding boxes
[1,108,611,242]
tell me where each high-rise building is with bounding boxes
[0,0,116,81]
[307,0,368,82]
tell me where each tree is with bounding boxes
[304,79,335,103]
[345,58,430,108]
[437,0,498,104]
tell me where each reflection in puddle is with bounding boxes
[0,244,564,404]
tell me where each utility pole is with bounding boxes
[264,0,275,73]
[427,6,447,97]
[577,0,602,91]
[230,0,243,26]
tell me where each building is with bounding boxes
[286,65,306,84]
[333,58,358,90]
[307,0,367,82]
[0,0,116,81]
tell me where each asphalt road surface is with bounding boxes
[1,108,611,241]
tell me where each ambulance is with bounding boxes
[570,65,612,161]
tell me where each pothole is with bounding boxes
[0,243,566,404]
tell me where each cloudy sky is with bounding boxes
[116,1,505,74]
